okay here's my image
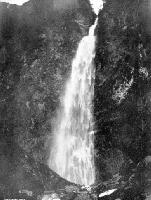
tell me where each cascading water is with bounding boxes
[49,0,103,186]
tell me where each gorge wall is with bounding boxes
[95,0,151,198]
[0,0,95,197]
[0,0,94,163]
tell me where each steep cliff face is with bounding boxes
[0,0,96,198]
[95,0,151,198]
[0,0,94,164]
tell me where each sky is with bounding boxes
[0,0,29,5]
[89,0,103,15]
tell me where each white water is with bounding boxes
[48,0,103,185]
[49,18,98,185]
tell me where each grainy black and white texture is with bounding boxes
[0,0,150,199]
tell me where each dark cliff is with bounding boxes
[0,0,93,162]
[0,0,95,198]
[95,0,151,199]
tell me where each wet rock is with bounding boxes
[0,142,81,199]
[65,185,80,193]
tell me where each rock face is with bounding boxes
[0,0,95,198]
[0,142,72,198]
[95,0,151,199]
[0,0,94,162]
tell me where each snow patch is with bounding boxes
[99,189,117,198]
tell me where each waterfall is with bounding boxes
[48,0,102,185]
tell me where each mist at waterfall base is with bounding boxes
[48,1,103,186]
